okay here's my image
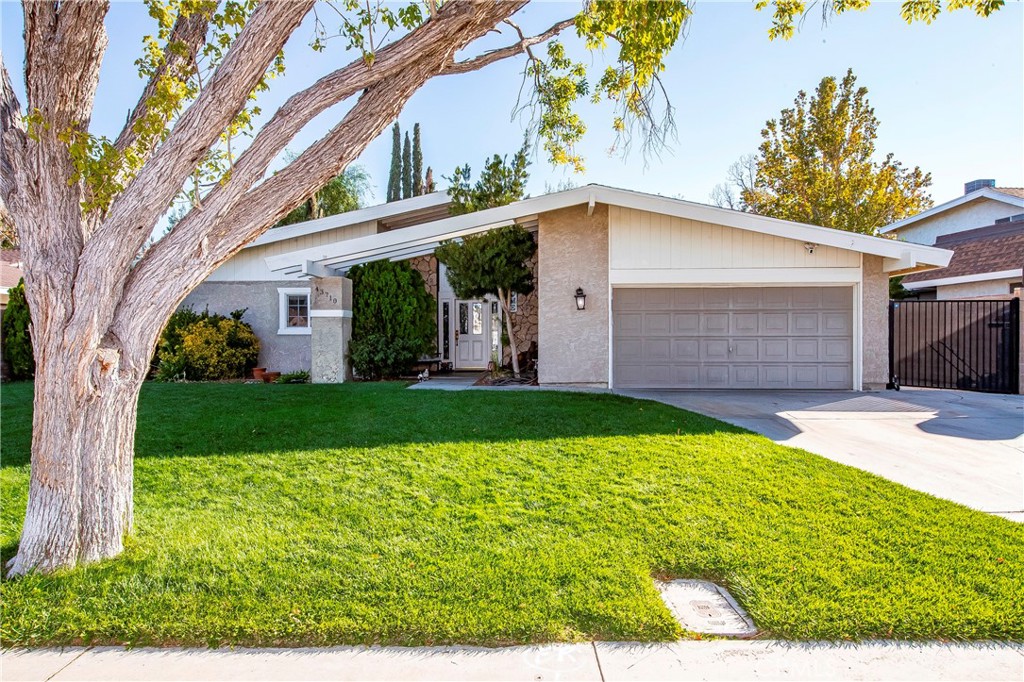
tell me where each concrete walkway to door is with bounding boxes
[615,388,1024,522]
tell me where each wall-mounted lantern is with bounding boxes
[575,287,586,311]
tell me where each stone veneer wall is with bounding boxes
[862,254,889,390]
[503,249,539,364]
[537,204,609,386]
[408,255,439,298]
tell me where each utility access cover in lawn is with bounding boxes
[657,580,758,637]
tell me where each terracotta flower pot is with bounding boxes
[252,367,266,381]
[262,371,281,384]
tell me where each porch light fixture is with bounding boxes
[575,287,586,311]
[804,242,817,255]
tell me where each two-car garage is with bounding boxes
[612,286,854,389]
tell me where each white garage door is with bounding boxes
[613,287,853,389]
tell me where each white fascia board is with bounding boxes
[248,191,450,248]
[879,188,1024,234]
[902,268,1023,290]
[609,267,862,286]
[266,184,953,273]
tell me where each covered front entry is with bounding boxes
[612,286,854,389]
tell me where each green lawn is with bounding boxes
[1,382,1022,646]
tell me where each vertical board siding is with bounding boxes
[609,206,860,272]
[207,220,377,281]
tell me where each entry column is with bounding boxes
[310,276,353,384]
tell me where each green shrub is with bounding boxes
[276,370,310,384]
[1,279,34,380]
[348,260,435,379]
[155,307,259,381]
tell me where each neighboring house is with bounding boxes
[0,248,23,311]
[900,221,1024,300]
[880,179,1024,300]
[188,184,950,390]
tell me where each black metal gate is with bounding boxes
[889,298,1020,394]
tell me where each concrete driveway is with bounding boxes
[615,388,1024,521]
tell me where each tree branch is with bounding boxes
[114,1,533,353]
[0,60,25,206]
[442,17,574,76]
[112,9,212,157]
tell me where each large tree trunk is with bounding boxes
[7,346,144,576]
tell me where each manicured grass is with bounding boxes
[1,381,1022,646]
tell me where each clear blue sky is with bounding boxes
[2,1,1022,206]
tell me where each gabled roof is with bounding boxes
[246,191,450,248]
[265,184,953,277]
[879,187,1024,235]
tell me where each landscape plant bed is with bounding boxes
[1,381,1022,647]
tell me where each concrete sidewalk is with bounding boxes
[4,641,1023,681]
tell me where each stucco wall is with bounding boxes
[862,255,889,389]
[936,278,1019,300]
[537,204,609,386]
[893,198,1018,245]
[181,281,311,372]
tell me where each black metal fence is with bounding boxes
[889,298,1020,394]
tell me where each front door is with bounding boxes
[455,299,489,369]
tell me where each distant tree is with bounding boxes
[276,164,371,226]
[710,154,757,211]
[544,177,578,194]
[387,124,402,203]
[1,279,33,379]
[424,167,436,194]
[413,123,424,196]
[401,132,413,199]
[447,143,529,214]
[728,70,932,234]
[437,144,533,376]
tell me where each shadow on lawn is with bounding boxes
[0,381,745,468]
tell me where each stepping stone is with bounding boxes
[655,579,758,637]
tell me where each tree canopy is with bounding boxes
[713,69,933,234]
[275,163,371,226]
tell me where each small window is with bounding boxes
[472,302,483,335]
[278,288,312,335]
[459,302,469,334]
[287,294,308,328]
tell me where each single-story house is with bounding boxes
[184,185,952,390]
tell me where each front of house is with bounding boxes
[184,185,951,390]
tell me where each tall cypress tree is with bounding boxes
[412,123,424,196]
[401,132,413,199]
[387,123,401,202]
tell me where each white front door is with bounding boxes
[456,299,489,369]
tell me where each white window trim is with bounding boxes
[278,287,312,335]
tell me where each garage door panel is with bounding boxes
[673,339,700,361]
[822,312,851,335]
[613,287,853,389]
[761,312,789,334]
[702,313,729,333]
[702,338,730,360]
[732,313,759,334]
[673,313,700,333]
[645,313,672,335]
[732,338,759,360]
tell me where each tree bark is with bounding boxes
[6,343,144,576]
[498,288,521,378]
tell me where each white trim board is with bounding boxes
[249,192,450,249]
[879,187,1024,234]
[266,184,953,275]
[309,309,353,318]
[902,268,1023,290]
[609,268,862,286]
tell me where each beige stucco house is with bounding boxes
[186,185,952,391]
[881,179,1024,300]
